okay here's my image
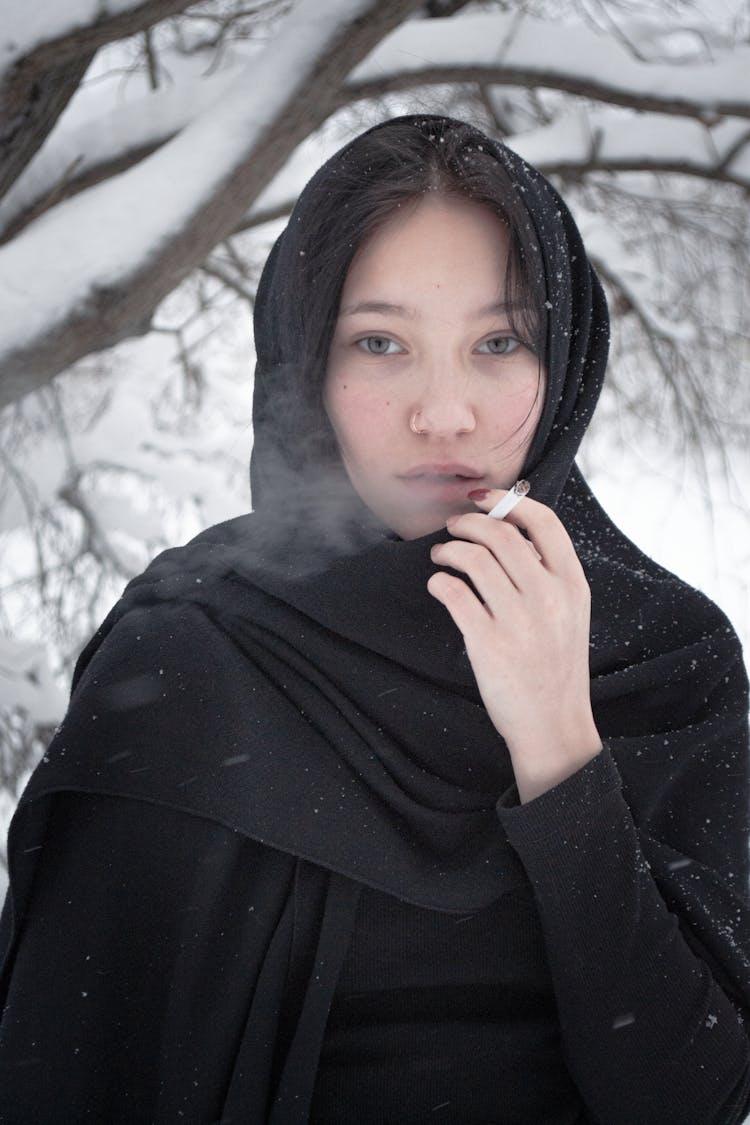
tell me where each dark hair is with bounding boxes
[313,123,542,397]
[254,116,550,488]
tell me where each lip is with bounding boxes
[400,463,483,480]
[398,464,485,503]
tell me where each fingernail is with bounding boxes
[467,488,490,501]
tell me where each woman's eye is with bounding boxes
[477,335,521,355]
[356,336,402,356]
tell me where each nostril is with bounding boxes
[414,404,476,435]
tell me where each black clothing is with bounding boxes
[2,115,750,1123]
[2,495,749,1124]
[315,750,750,1125]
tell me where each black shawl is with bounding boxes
[2,116,749,1121]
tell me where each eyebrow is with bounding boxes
[340,299,514,319]
[340,300,415,318]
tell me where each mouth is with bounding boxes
[401,464,483,482]
[398,465,484,501]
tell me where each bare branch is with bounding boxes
[143,28,161,90]
[540,150,750,192]
[200,260,256,305]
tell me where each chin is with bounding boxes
[390,504,470,541]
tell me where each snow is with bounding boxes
[578,216,698,346]
[85,490,165,541]
[0,48,250,238]
[513,110,750,188]
[350,12,750,112]
[0,339,251,537]
[2,0,154,72]
[0,634,66,724]
[248,129,356,222]
[0,0,377,367]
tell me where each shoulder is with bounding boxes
[18,599,245,806]
[19,523,274,816]
[68,595,236,726]
[72,512,263,691]
[563,470,746,679]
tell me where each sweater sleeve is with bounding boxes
[496,743,750,1125]
[0,792,295,1124]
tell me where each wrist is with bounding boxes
[505,711,603,804]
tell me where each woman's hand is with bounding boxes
[427,488,602,803]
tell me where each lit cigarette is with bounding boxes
[488,479,530,520]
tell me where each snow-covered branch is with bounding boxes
[0,46,247,242]
[6,6,750,251]
[0,0,195,198]
[348,12,750,122]
[513,112,750,190]
[234,108,750,236]
[0,0,420,412]
[0,636,65,728]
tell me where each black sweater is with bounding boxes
[316,747,750,1123]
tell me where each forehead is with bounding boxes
[340,196,511,305]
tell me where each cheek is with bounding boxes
[324,380,395,460]
[486,380,543,444]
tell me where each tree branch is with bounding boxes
[0,0,421,412]
[347,13,750,121]
[513,111,750,192]
[6,7,750,246]
[231,108,750,237]
[0,0,196,198]
[0,48,241,243]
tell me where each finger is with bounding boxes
[434,523,538,598]
[430,537,519,605]
[445,507,548,592]
[467,488,583,582]
[426,569,495,644]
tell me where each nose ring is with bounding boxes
[410,411,427,435]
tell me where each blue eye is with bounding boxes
[357,336,402,355]
[477,335,521,355]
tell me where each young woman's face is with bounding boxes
[324,196,545,539]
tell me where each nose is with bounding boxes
[409,370,476,437]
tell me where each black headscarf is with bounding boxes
[250,115,609,524]
[11,117,750,924]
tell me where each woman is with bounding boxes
[1,115,749,1124]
